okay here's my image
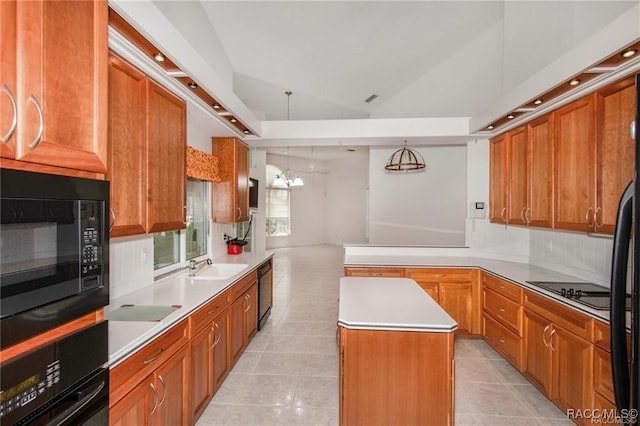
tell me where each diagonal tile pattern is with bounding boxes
[197,245,570,425]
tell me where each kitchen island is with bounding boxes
[338,277,457,426]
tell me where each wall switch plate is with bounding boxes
[471,201,486,218]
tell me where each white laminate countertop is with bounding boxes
[106,250,274,367]
[344,254,630,326]
[338,277,457,332]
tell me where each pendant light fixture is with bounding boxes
[272,92,304,187]
[384,141,427,172]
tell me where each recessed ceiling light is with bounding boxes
[622,48,638,59]
[230,118,237,123]
[534,99,543,105]
[243,130,250,134]
[188,82,198,89]
[487,125,494,130]
[213,104,221,109]
[154,53,165,62]
[507,114,515,119]
[569,78,581,86]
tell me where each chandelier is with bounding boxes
[272,92,304,187]
[384,141,427,172]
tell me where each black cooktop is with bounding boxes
[526,281,631,311]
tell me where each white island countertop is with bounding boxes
[338,277,457,332]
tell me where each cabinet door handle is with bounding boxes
[500,207,506,222]
[549,328,557,351]
[149,382,159,416]
[237,207,242,220]
[28,95,44,149]
[525,208,531,225]
[594,207,602,230]
[109,207,116,232]
[520,207,526,223]
[143,348,164,365]
[157,375,167,406]
[542,325,550,347]
[336,327,340,347]
[212,322,221,348]
[585,207,595,227]
[244,294,251,312]
[1,84,17,144]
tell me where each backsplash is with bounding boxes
[109,235,155,300]
[529,228,613,286]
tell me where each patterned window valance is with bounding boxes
[186,146,221,182]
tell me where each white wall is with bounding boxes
[266,154,327,249]
[324,152,369,245]
[368,145,467,246]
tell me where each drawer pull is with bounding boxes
[498,285,505,290]
[498,307,505,313]
[143,348,164,365]
[207,306,220,315]
[499,339,505,344]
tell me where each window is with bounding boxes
[154,179,209,274]
[266,164,290,237]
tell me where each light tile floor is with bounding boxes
[197,245,572,426]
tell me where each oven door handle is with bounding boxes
[47,379,106,425]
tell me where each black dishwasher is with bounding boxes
[257,260,273,330]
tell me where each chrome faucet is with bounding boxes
[188,258,213,276]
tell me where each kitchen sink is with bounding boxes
[189,263,249,280]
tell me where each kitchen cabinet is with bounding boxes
[595,77,635,234]
[110,320,190,426]
[229,271,258,365]
[1,0,16,160]
[522,291,594,416]
[1,0,108,176]
[339,325,454,425]
[494,117,553,229]
[107,54,186,236]
[489,133,508,224]
[506,125,528,225]
[482,273,523,369]
[343,267,405,278]
[526,114,554,228]
[211,137,250,223]
[554,96,597,232]
[107,54,147,236]
[405,268,479,335]
[189,290,231,422]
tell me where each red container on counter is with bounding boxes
[227,244,243,255]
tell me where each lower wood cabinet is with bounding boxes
[339,326,454,425]
[230,282,258,365]
[110,343,189,426]
[405,268,479,335]
[343,267,405,277]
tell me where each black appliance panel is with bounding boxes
[526,281,631,311]
[257,260,272,330]
[0,321,108,425]
[0,169,109,349]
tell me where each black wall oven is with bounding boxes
[0,169,109,349]
[0,321,109,425]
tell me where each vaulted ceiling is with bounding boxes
[150,1,638,122]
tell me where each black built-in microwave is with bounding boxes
[0,169,109,349]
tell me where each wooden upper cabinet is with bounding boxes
[211,137,250,223]
[107,54,147,237]
[146,79,187,233]
[0,0,17,159]
[595,77,635,234]
[554,95,596,232]
[527,114,554,228]
[10,0,108,174]
[507,125,528,225]
[489,133,508,224]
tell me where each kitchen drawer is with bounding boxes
[483,288,522,335]
[110,318,189,406]
[406,268,473,283]
[594,320,610,350]
[523,290,593,341]
[484,314,522,370]
[593,346,614,402]
[189,289,231,335]
[483,273,522,303]
[344,267,405,278]
[231,270,258,300]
